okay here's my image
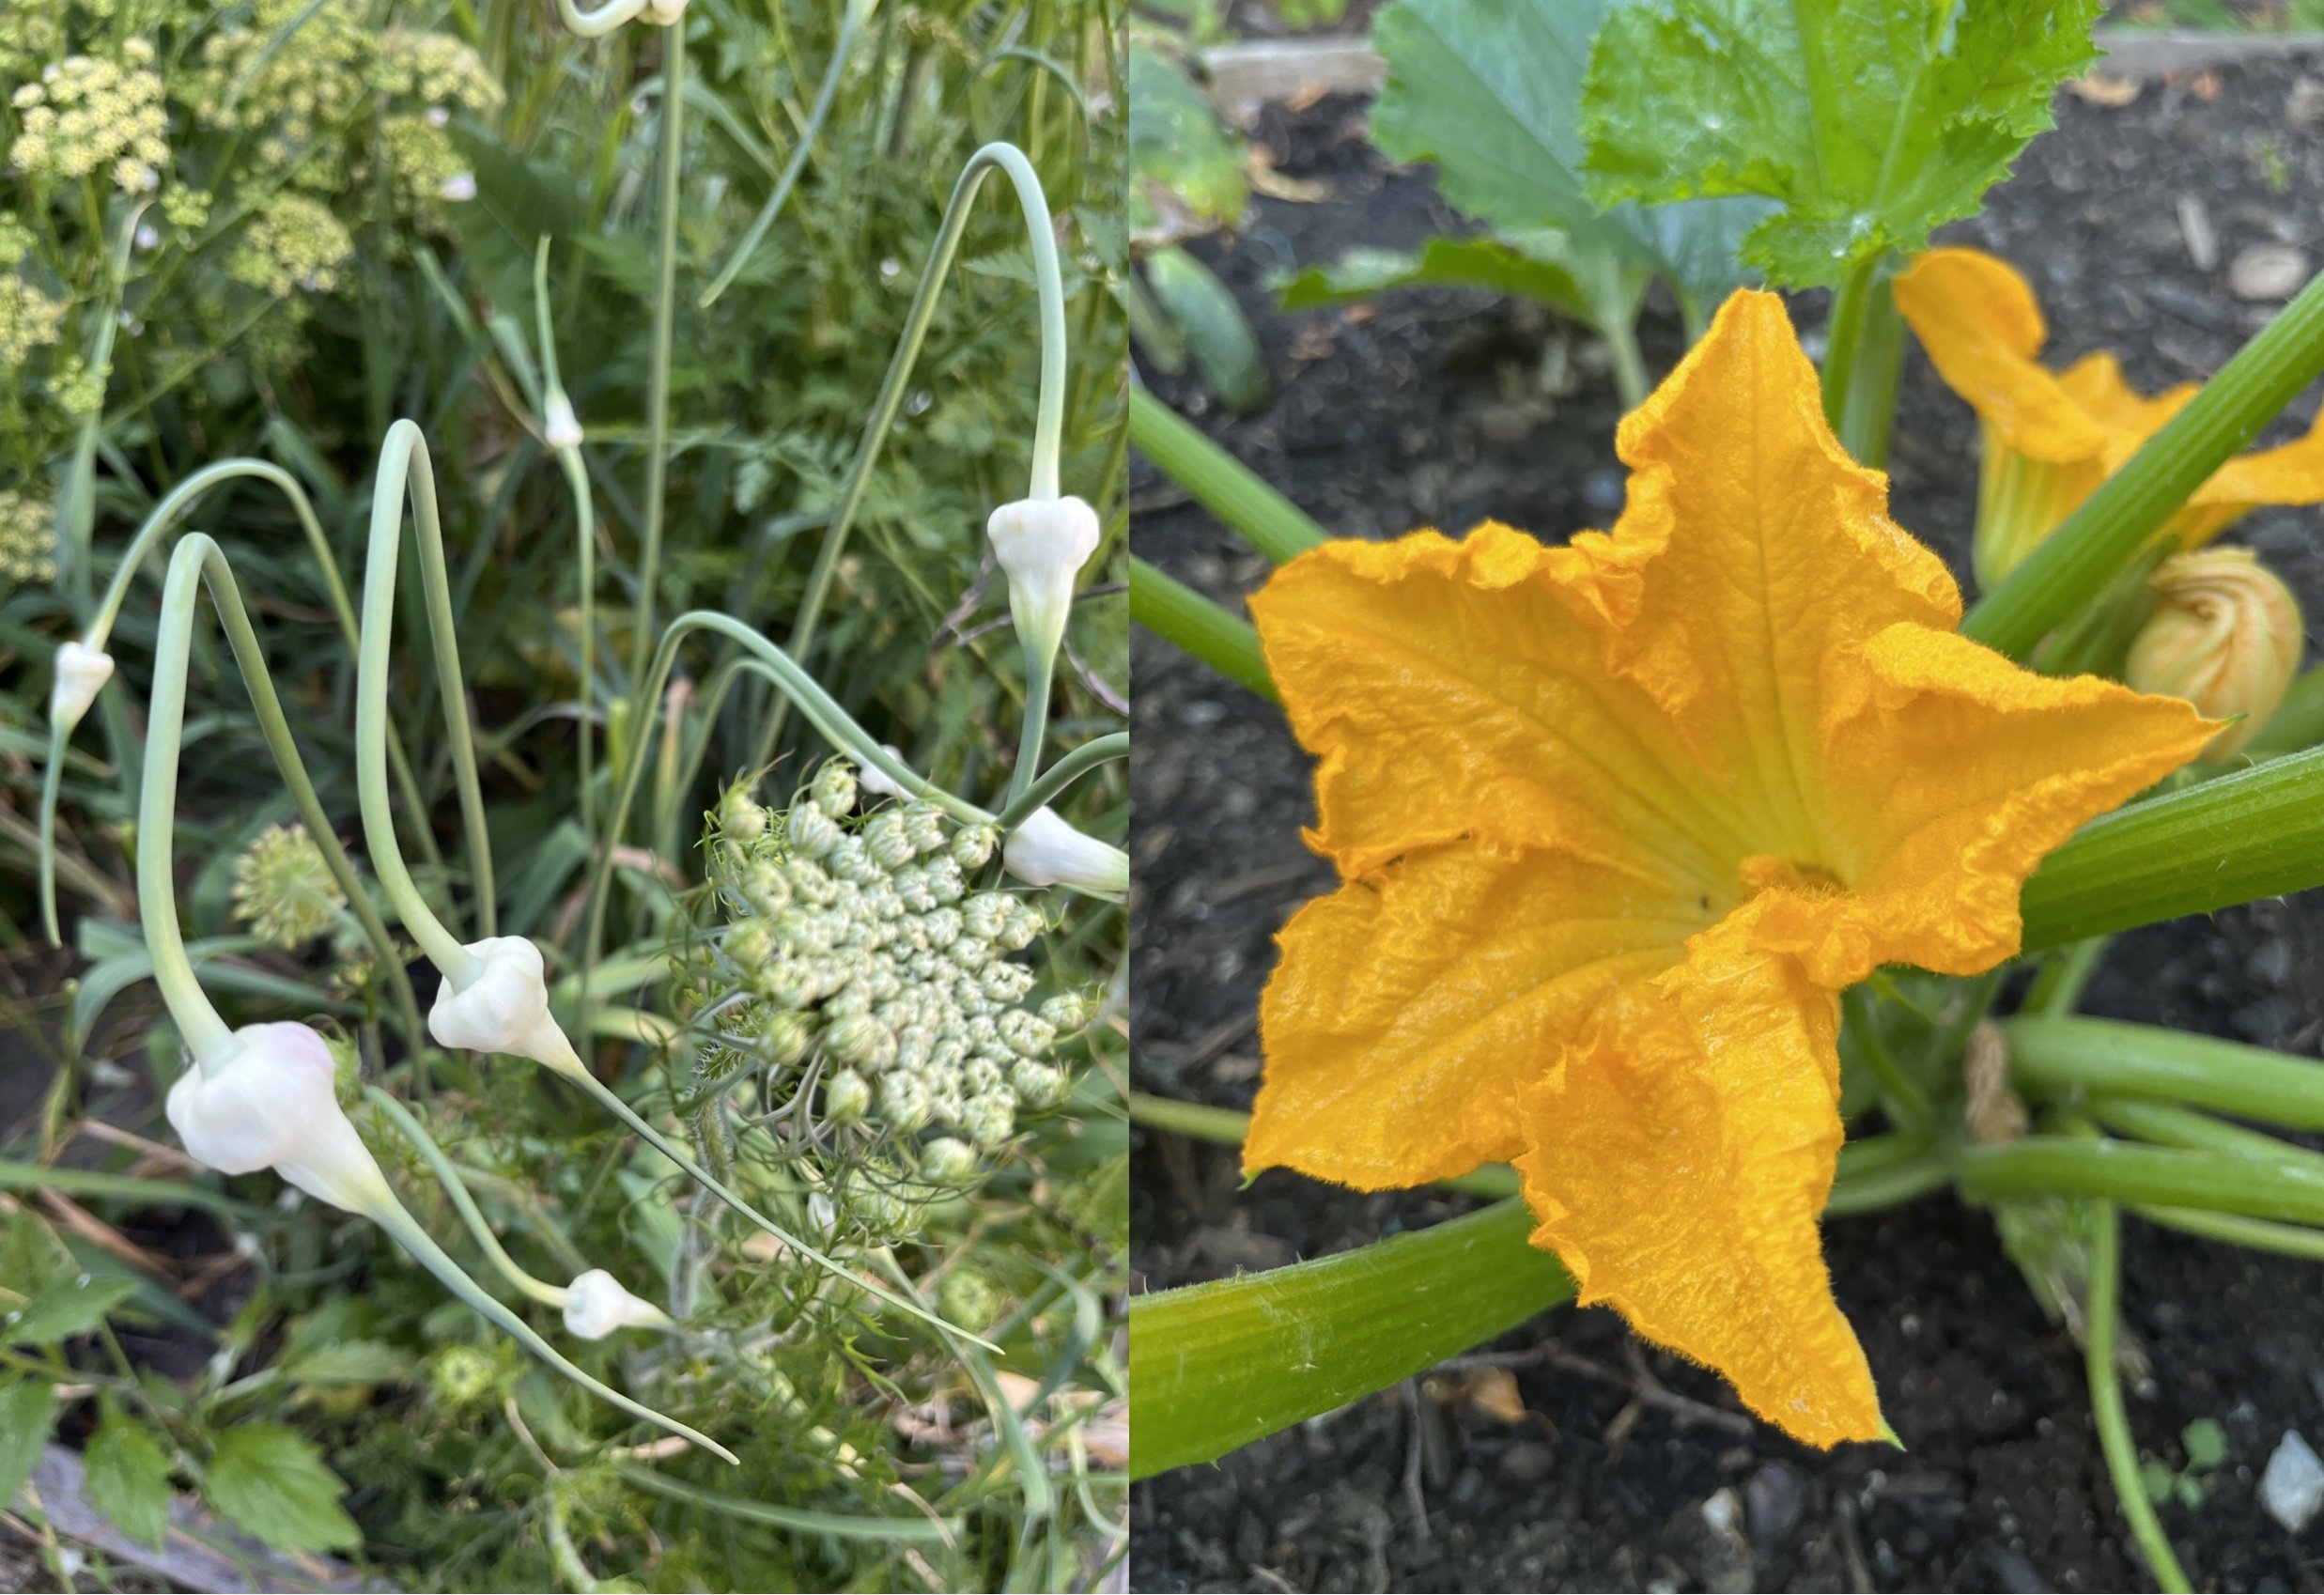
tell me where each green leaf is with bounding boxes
[2181,1417,2227,1471]
[1277,234,1597,324]
[0,1380,55,1510]
[1367,0,1767,322]
[5,1275,141,1347]
[1128,1199,1573,1479]
[280,1339,409,1388]
[202,1425,361,1554]
[1128,43,1247,240]
[2139,1456,2174,1504]
[1580,0,2102,286]
[1143,247,1269,414]
[85,1402,174,1548]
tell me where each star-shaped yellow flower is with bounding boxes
[1896,247,2324,586]
[1243,290,2215,1447]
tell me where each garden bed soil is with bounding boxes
[1130,54,2324,1594]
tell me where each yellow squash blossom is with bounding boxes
[1243,291,2214,1447]
[1895,247,2324,587]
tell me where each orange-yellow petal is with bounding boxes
[1247,841,1702,1188]
[2177,406,2324,547]
[1894,250,2112,465]
[1515,902,1880,1448]
[1247,524,1746,889]
[1820,626,2217,977]
[1599,288,1960,870]
[2060,351,2192,453]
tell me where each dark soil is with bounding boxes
[1130,54,2324,1595]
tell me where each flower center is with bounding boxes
[1738,854,1846,902]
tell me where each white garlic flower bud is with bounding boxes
[544,391,584,453]
[50,641,116,727]
[562,1269,672,1339]
[1002,808,1128,897]
[166,1022,390,1213]
[985,496,1101,665]
[429,937,581,1072]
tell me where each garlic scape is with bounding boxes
[136,536,728,1463]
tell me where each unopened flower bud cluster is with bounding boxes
[230,823,348,950]
[681,762,1092,1175]
[0,489,55,584]
[7,48,169,193]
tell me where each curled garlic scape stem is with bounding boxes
[349,433,998,1350]
[132,535,426,1051]
[367,1089,674,1339]
[355,420,498,980]
[38,458,441,949]
[136,540,723,1461]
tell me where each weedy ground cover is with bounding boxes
[0,1,1127,1589]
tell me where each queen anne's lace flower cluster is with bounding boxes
[682,762,1090,1172]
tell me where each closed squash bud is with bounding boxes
[2125,548,2302,760]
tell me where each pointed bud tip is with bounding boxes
[429,936,583,1072]
[1001,807,1127,896]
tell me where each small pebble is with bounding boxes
[2291,76,2324,129]
[2260,1430,2324,1532]
[1743,1461,1805,1542]
[2177,194,2218,272]
[2230,244,2309,302]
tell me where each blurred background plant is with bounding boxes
[0,0,1127,1588]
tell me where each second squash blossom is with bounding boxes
[1244,291,2215,1446]
[1895,247,2324,587]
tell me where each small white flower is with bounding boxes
[133,223,159,251]
[429,936,582,1072]
[986,496,1101,664]
[165,1022,390,1214]
[50,642,115,726]
[543,391,582,452]
[440,172,477,202]
[562,1268,672,1339]
[426,105,450,129]
[1001,808,1127,897]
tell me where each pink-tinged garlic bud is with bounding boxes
[2125,548,2303,760]
[165,1021,390,1214]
